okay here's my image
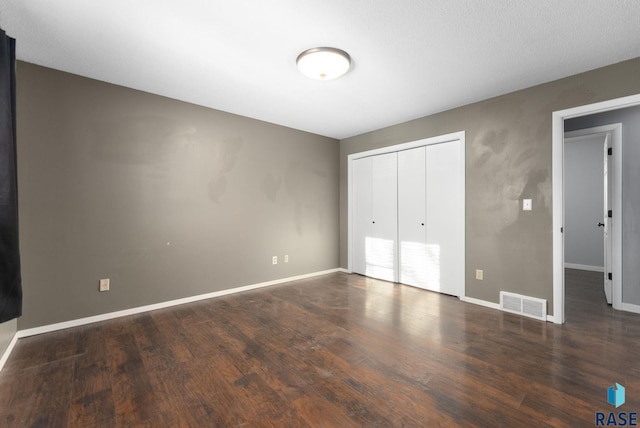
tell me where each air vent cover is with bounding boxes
[499,291,547,321]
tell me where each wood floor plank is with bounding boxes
[22,358,75,427]
[1,270,640,426]
[68,325,116,427]
[107,332,160,426]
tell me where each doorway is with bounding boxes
[552,94,640,324]
[564,124,621,307]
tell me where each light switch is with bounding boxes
[523,199,532,211]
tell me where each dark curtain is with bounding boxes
[0,28,21,323]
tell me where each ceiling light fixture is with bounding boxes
[296,47,351,80]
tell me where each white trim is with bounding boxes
[347,153,354,276]
[17,269,342,338]
[0,333,19,372]
[564,263,605,272]
[460,296,500,310]
[346,131,466,291]
[552,93,640,324]
[458,139,467,298]
[347,131,465,162]
[546,315,559,323]
[620,303,640,315]
[337,267,350,273]
[552,110,564,324]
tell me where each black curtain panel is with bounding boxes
[0,28,21,323]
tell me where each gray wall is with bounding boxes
[564,135,605,269]
[17,62,339,329]
[566,105,640,305]
[0,319,16,358]
[340,58,640,314]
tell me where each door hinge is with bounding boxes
[608,210,613,218]
[560,227,564,233]
[608,147,613,156]
[608,272,613,281]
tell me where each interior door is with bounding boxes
[370,152,398,282]
[425,140,464,296]
[352,153,398,282]
[398,147,427,288]
[603,133,613,304]
[352,156,372,276]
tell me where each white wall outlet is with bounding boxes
[523,199,532,211]
[272,256,278,265]
[475,269,483,281]
[284,255,289,263]
[99,278,110,292]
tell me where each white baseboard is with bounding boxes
[338,268,350,273]
[564,263,604,272]
[460,295,500,310]
[621,302,640,315]
[0,333,19,372]
[17,268,342,339]
[546,314,560,323]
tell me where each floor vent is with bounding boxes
[499,291,547,321]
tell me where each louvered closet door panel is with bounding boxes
[352,156,372,276]
[425,140,464,296]
[369,152,398,282]
[398,147,427,288]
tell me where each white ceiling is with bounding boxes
[1,1,640,139]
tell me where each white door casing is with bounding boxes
[556,115,629,323]
[603,133,613,304]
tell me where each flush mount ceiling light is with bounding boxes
[296,47,351,80]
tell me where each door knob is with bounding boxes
[597,222,605,227]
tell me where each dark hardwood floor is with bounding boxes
[1,269,639,427]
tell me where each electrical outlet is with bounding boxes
[284,255,289,263]
[523,199,532,211]
[272,256,278,265]
[475,270,483,281]
[99,278,110,292]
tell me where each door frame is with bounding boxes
[564,124,622,308]
[552,94,640,324]
[347,130,465,285]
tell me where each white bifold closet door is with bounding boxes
[353,139,463,296]
[352,152,398,282]
[398,147,427,288]
[424,141,463,296]
[397,141,464,296]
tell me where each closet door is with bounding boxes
[425,140,464,296]
[398,147,427,288]
[352,157,372,276]
[370,153,398,282]
[352,153,398,282]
